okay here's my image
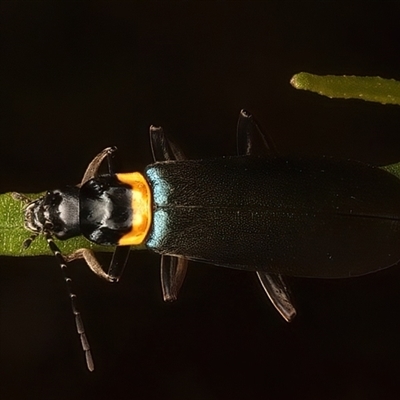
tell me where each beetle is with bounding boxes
[13,110,400,370]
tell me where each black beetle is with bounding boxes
[13,110,400,370]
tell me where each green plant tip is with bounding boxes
[380,162,400,180]
[291,73,400,105]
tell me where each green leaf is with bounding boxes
[0,192,113,256]
[290,73,400,105]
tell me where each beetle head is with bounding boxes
[22,187,81,240]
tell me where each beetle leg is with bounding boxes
[149,125,186,162]
[237,110,297,321]
[149,125,189,301]
[106,245,131,282]
[79,146,117,186]
[161,256,188,302]
[256,272,297,322]
[66,246,130,283]
[236,109,280,157]
[65,248,116,282]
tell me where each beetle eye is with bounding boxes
[51,192,61,206]
[44,221,54,230]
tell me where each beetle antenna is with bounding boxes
[44,230,94,372]
[22,233,38,249]
[11,192,32,204]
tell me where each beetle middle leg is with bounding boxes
[237,109,296,322]
[236,109,280,157]
[150,125,189,302]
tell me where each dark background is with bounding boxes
[1,2,400,399]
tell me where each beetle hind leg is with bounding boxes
[256,272,296,322]
[237,110,297,322]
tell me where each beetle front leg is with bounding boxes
[65,248,116,282]
[79,146,117,186]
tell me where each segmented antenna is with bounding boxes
[12,192,95,371]
[44,231,95,372]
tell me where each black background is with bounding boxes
[1,2,400,399]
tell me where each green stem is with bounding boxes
[291,73,400,105]
[380,162,400,180]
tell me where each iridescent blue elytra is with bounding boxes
[145,156,400,278]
